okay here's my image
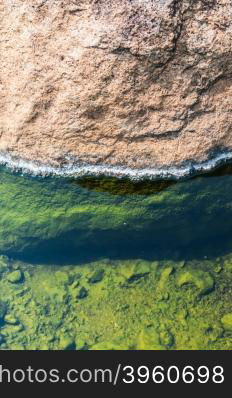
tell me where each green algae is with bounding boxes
[0,253,232,350]
[0,163,232,350]
[0,165,232,263]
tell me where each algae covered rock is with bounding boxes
[59,335,76,351]
[176,269,214,296]
[159,329,175,348]
[221,314,232,332]
[7,270,23,284]
[4,314,19,325]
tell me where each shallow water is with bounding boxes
[0,164,232,349]
[1,163,232,263]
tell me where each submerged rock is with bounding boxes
[59,335,76,351]
[159,329,175,348]
[221,313,232,331]
[7,270,23,284]
[88,270,104,284]
[4,314,19,325]
[176,269,214,296]
[77,287,88,300]
[0,1,232,175]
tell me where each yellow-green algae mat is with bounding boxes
[0,254,232,350]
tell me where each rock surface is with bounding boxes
[1,0,232,175]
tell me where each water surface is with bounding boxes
[0,164,232,349]
[0,163,232,263]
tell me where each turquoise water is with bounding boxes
[0,164,232,349]
[1,163,232,264]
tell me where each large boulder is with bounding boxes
[0,1,232,176]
